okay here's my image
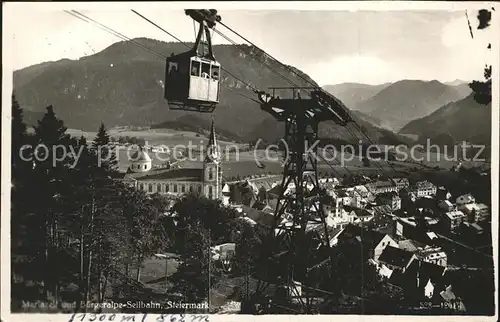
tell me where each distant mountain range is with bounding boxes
[13,38,410,145]
[324,80,472,132]
[399,93,491,146]
[443,79,469,86]
[14,38,487,148]
[322,83,391,112]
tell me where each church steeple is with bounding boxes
[203,117,222,200]
[205,117,220,164]
[208,117,217,148]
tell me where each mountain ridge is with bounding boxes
[14,38,407,145]
[353,79,471,132]
[399,93,491,146]
[322,82,391,112]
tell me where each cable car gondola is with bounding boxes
[164,9,222,113]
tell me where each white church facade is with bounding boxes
[123,120,224,201]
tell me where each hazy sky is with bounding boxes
[5,3,497,85]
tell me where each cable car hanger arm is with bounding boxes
[185,9,221,29]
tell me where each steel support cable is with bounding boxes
[130,10,258,93]
[131,9,306,99]
[344,123,422,200]
[207,22,384,203]
[69,9,415,309]
[218,19,406,194]
[340,122,405,196]
[327,125,414,218]
[68,10,167,60]
[65,10,149,56]
[218,20,320,89]
[348,122,410,177]
[220,19,422,308]
[62,10,342,310]
[214,29,399,194]
[219,19,411,186]
[129,7,401,189]
[210,27,300,89]
[65,10,262,108]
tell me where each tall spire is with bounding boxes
[208,117,217,148]
[205,117,220,163]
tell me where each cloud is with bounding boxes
[308,55,401,85]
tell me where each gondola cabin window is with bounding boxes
[191,60,201,77]
[201,62,210,78]
[168,62,179,75]
[211,65,220,80]
[188,57,220,103]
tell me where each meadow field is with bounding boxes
[64,128,488,174]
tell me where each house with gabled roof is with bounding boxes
[442,210,466,232]
[414,181,437,197]
[239,205,275,230]
[365,180,398,195]
[418,246,447,267]
[376,191,402,211]
[398,239,422,252]
[408,260,447,300]
[352,208,375,224]
[337,224,399,261]
[378,246,418,273]
[387,259,448,304]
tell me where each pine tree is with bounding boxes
[64,135,126,309]
[12,93,28,163]
[32,105,73,302]
[11,94,38,306]
[11,93,32,190]
[35,105,69,147]
[33,105,73,208]
[92,123,118,175]
[120,192,169,281]
[169,220,214,304]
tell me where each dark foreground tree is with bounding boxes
[92,122,118,175]
[468,8,493,105]
[167,195,245,307]
[11,93,31,182]
[168,220,215,304]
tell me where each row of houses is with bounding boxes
[336,224,465,311]
[212,172,489,313]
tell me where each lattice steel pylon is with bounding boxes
[247,87,353,314]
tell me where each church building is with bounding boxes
[123,120,223,201]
